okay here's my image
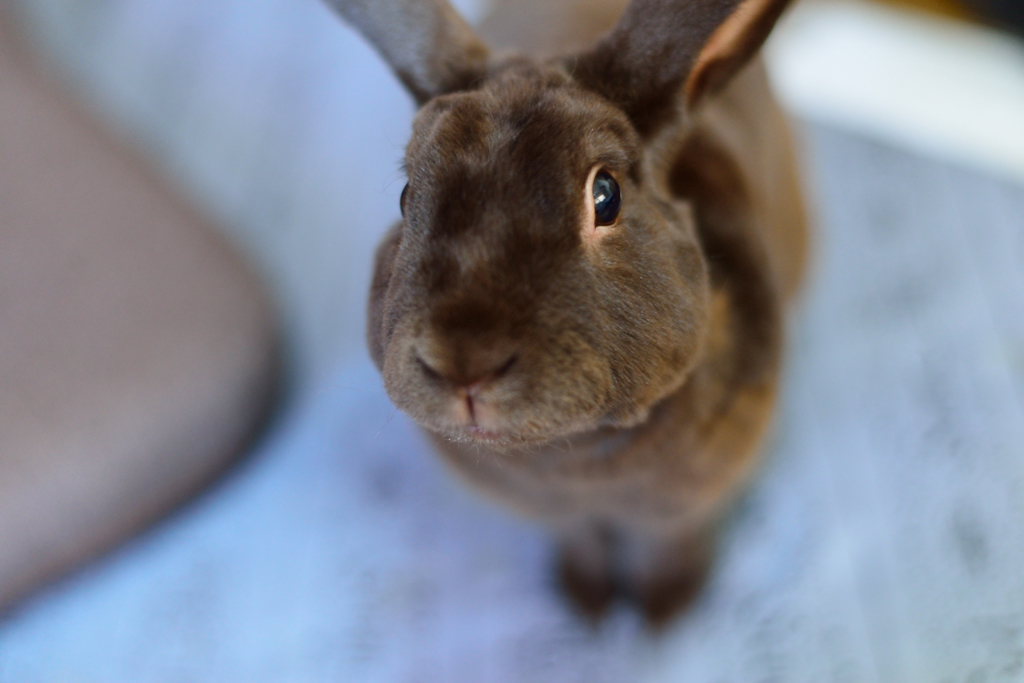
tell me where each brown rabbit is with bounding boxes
[329,0,808,625]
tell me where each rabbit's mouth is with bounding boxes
[439,394,596,449]
[444,424,545,451]
[446,401,539,448]
[464,425,502,441]
[429,391,551,448]
[455,425,526,449]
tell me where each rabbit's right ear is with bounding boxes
[571,0,791,136]
[326,0,490,105]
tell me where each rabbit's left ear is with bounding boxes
[326,0,490,105]
[571,0,792,136]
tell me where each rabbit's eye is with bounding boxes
[400,183,409,216]
[592,171,620,225]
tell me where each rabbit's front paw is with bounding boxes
[634,559,712,629]
[626,526,717,629]
[554,526,616,623]
[556,547,615,623]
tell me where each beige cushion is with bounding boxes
[0,16,279,608]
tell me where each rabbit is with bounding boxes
[328,0,809,625]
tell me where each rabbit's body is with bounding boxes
[342,0,807,623]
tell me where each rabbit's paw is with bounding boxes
[634,557,712,630]
[627,527,717,630]
[556,545,615,624]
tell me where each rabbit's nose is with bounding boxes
[415,343,518,392]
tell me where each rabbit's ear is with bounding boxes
[572,0,791,135]
[327,0,490,104]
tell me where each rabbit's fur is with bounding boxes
[336,0,808,624]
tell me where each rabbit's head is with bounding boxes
[342,0,792,448]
